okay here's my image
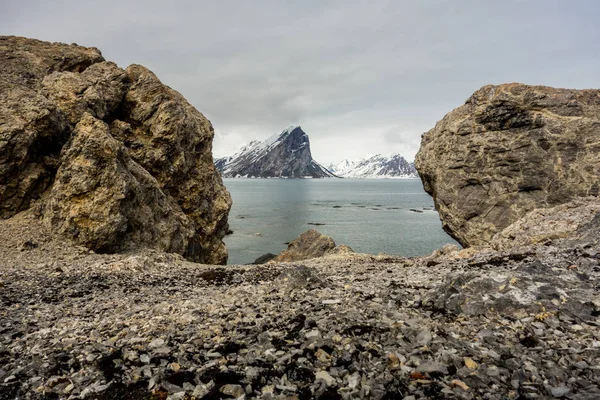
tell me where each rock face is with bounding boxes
[0,36,231,264]
[216,126,336,178]
[327,154,417,179]
[415,83,600,247]
[272,229,352,262]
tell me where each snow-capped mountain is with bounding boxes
[327,159,355,176]
[215,126,336,178]
[327,154,417,179]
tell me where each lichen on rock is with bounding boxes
[0,36,231,264]
[415,83,600,247]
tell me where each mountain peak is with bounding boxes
[216,127,335,178]
[281,125,302,135]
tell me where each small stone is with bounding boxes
[4,375,16,383]
[347,372,360,389]
[262,385,275,394]
[550,386,570,397]
[388,353,401,369]
[451,379,469,391]
[464,357,478,370]
[63,383,74,394]
[167,392,186,400]
[315,348,331,363]
[486,365,500,377]
[276,384,297,392]
[573,361,588,369]
[570,325,583,332]
[169,362,181,372]
[140,354,150,363]
[416,361,448,375]
[207,352,223,359]
[220,384,245,398]
[154,346,171,355]
[415,330,432,346]
[322,299,342,305]
[315,371,336,386]
[193,381,215,398]
[149,338,165,348]
[305,329,320,339]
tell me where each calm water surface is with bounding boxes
[223,178,459,265]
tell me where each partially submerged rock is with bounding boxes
[272,229,353,262]
[0,36,231,263]
[415,83,600,247]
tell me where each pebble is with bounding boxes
[416,361,448,375]
[305,329,320,339]
[550,385,571,397]
[315,371,336,386]
[220,384,245,398]
[149,338,165,348]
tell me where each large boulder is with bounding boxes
[0,36,231,264]
[415,83,600,247]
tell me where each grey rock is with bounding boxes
[315,371,336,386]
[425,259,598,321]
[416,83,600,247]
[416,361,449,375]
[550,385,571,397]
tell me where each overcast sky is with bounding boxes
[3,1,599,163]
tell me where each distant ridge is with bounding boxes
[327,154,417,179]
[216,126,336,178]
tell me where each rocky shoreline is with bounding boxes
[1,36,600,399]
[1,203,599,399]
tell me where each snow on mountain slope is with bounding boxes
[326,159,355,176]
[328,154,417,179]
[215,126,336,178]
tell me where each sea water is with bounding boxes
[222,178,459,265]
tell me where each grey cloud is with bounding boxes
[3,0,600,164]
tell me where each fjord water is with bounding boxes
[223,178,459,264]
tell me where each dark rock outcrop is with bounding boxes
[0,36,231,264]
[251,253,277,264]
[216,126,336,178]
[272,229,353,262]
[415,83,600,247]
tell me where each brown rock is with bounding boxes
[491,197,600,250]
[273,229,337,262]
[118,64,231,264]
[0,36,231,264]
[415,83,600,247]
[0,86,70,217]
[43,113,195,255]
